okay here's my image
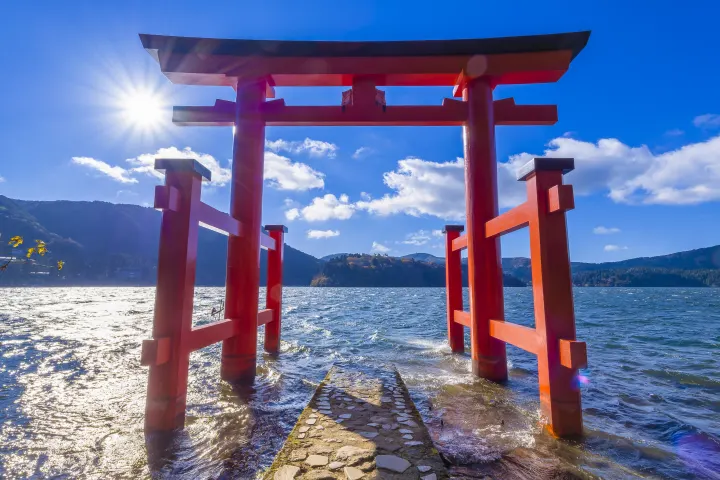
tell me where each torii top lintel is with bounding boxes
[139,31,590,89]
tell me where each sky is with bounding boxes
[1,0,720,262]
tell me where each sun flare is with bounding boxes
[121,90,165,128]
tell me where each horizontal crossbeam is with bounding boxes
[493,97,557,126]
[453,310,471,327]
[174,97,557,127]
[187,319,234,352]
[198,202,243,236]
[174,103,470,127]
[260,232,276,251]
[257,308,274,326]
[489,319,540,355]
[485,203,531,238]
[451,234,468,251]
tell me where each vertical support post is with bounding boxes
[263,225,287,354]
[462,78,508,381]
[521,157,583,437]
[443,225,465,353]
[144,158,210,432]
[221,79,267,383]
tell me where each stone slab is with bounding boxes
[263,365,448,479]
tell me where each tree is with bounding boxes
[0,234,64,275]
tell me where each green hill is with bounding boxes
[2,195,719,287]
[312,254,526,287]
[0,195,320,286]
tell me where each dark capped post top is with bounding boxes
[516,157,575,181]
[264,225,289,233]
[155,158,212,181]
[442,225,465,233]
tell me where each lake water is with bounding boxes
[0,287,718,479]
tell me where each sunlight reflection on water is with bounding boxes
[0,287,718,479]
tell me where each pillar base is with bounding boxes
[471,356,508,382]
[144,395,187,432]
[220,355,257,383]
[541,395,583,438]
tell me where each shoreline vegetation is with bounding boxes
[2,195,719,287]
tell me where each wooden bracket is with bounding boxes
[548,185,575,213]
[140,337,171,366]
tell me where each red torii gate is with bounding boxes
[140,31,590,437]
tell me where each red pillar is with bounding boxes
[221,79,267,383]
[144,158,209,432]
[523,158,583,436]
[263,225,287,354]
[444,225,465,353]
[463,79,508,381]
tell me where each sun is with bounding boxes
[121,90,166,128]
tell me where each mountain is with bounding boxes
[2,196,719,287]
[0,195,320,286]
[311,254,526,287]
[401,253,445,264]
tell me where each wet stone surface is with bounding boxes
[265,365,448,479]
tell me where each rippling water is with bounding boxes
[1,287,719,479]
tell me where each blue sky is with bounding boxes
[2,0,720,261]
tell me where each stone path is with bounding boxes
[264,365,448,480]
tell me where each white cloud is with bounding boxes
[604,244,628,252]
[432,229,444,237]
[504,135,720,206]
[356,157,467,220]
[72,157,138,184]
[264,152,324,191]
[307,229,340,239]
[400,230,433,246]
[358,134,720,221]
[126,146,231,186]
[371,242,390,253]
[285,208,300,221]
[693,114,720,129]
[593,226,621,235]
[352,147,374,159]
[289,194,355,222]
[266,138,338,158]
[665,129,684,136]
[360,191,372,201]
[0,175,5,183]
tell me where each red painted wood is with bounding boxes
[260,231,276,251]
[548,184,575,213]
[444,228,465,352]
[144,166,202,432]
[526,168,583,437]
[485,202,531,238]
[559,339,588,370]
[463,78,508,382]
[155,49,574,88]
[493,98,558,126]
[453,310,471,328]
[153,185,180,212]
[451,234,468,251]
[261,104,468,126]
[489,319,540,355]
[197,202,243,236]
[221,79,267,383]
[187,320,234,352]
[256,309,274,327]
[264,227,285,354]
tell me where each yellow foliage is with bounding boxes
[35,239,47,256]
[26,247,36,258]
[9,235,23,248]
[57,260,65,271]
